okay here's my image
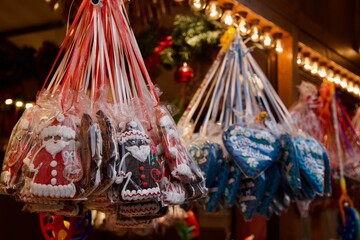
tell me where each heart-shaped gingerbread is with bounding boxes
[236,172,266,221]
[223,125,280,178]
[294,136,325,195]
[257,163,281,215]
[278,134,301,198]
[206,159,229,212]
[189,142,223,188]
[223,159,242,208]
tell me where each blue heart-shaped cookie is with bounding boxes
[223,159,242,208]
[294,136,325,195]
[236,172,266,221]
[189,142,223,188]
[223,125,280,178]
[206,159,229,212]
[269,190,291,216]
[322,146,332,196]
[278,134,301,198]
[257,163,281,215]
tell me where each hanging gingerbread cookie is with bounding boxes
[155,106,194,182]
[22,112,84,200]
[1,107,36,193]
[115,120,161,202]
[79,113,103,197]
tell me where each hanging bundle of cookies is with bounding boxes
[316,83,360,180]
[0,0,206,225]
[177,27,331,221]
[289,81,323,143]
[177,28,242,213]
[232,32,331,219]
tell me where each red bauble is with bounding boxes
[175,63,194,83]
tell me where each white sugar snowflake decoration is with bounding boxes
[240,203,247,212]
[247,158,259,168]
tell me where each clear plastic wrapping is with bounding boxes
[1,107,36,193]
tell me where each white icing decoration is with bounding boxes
[121,186,161,201]
[51,170,57,177]
[30,182,76,198]
[125,145,150,162]
[247,158,259,168]
[241,195,256,201]
[240,203,247,212]
[51,178,57,185]
[56,114,65,122]
[50,160,57,167]
[40,125,75,140]
[120,202,160,217]
[23,158,30,167]
[118,130,150,144]
[159,115,173,127]
[169,147,178,158]
[19,119,30,130]
[173,164,192,178]
[230,136,274,152]
[0,170,10,184]
[128,121,138,128]
[234,147,272,161]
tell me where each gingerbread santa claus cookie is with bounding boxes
[114,120,161,202]
[22,113,84,200]
[1,107,36,193]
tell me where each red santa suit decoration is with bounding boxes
[1,108,35,191]
[23,113,83,199]
[155,107,193,182]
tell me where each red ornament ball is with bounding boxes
[175,62,194,83]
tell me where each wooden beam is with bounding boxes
[0,21,64,38]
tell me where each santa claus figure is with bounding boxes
[160,162,186,205]
[115,120,161,202]
[1,108,35,191]
[23,113,83,199]
[155,107,193,182]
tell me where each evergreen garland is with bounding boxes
[160,13,224,68]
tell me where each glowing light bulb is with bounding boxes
[250,19,260,42]
[15,101,24,108]
[340,75,348,88]
[302,53,311,71]
[333,72,341,84]
[220,10,235,26]
[310,58,319,75]
[318,62,327,78]
[353,84,360,95]
[5,99,13,105]
[205,1,222,20]
[188,0,206,11]
[347,82,354,92]
[261,26,273,48]
[237,12,250,36]
[53,2,60,10]
[326,67,334,82]
[273,33,283,53]
[297,53,302,65]
[25,103,34,109]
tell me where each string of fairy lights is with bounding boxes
[188,0,284,53]
[297,45,360,98]
[3,99,34,109]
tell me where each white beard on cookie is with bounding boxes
[125,145,150,162]
[44,138,70,156]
